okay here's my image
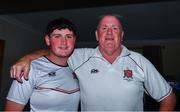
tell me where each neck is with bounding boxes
[46,54,68,66]
[99,47,122,64]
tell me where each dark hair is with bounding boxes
[46,17,77,37]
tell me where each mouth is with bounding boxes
[105,36,114,41]
[105,38,114,40]
[59,46,69,50]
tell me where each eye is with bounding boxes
[54,35,61,38]
[101,27,108,31]
[50,34,62,38]
[112,27,119,31]
[66,35,73,39]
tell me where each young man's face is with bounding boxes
[45,28,76,58]
[96,16,123,55]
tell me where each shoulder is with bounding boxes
[70,48,96,58]
[68,48,96,70]
[124,46,148,62]
[29,56,48,74]
[129,50,144,59]
[122,46,145,61]
[73,48,95,54]
[128,49,155,71]
[31,56,47,66]
[123,47,152,68]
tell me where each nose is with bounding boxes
[61,37,67,45]
[107,27,113,35]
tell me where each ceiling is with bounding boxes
[0,0,178,14]
[0,0,180,43]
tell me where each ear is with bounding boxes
[95,30,99,41]
[72,36,76,45]
[121,31,124,42]
[45,35,50,46]
[74,36,76,42]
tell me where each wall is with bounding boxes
[124,39,180,78]
[0,16,44,109]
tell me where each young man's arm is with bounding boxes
[10,49,49,83]
[159,91,176,111]
[4,100,25,111]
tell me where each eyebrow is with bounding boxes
[51,33,73,36]
[99,24,120,27]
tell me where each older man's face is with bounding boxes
[96,16,123,56]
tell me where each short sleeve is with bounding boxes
[142,56,172,102]
[6,64,36,105]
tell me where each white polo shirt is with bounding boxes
[7,56,80,111]
[68,46,172,111]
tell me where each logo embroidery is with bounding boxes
[91,69,99,74]
[123,68,133,81]
[48,72,56,77]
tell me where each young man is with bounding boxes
[5,18,80,111]
[10,14,176,111]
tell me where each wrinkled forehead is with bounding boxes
[99,16,122,27]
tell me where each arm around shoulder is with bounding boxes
[10,49,49,82]
[20,49,49,61]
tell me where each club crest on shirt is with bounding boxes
[123,68,133,81]
[48,71,56,77]
[90,69,99,74]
